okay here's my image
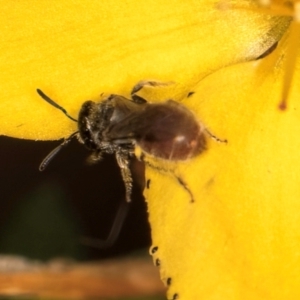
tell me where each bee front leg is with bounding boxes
[116,151,133,202]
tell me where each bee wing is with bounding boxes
[108,100,197,141]
[106,96,149,141]
[108,95,145,124]
[108,100,205,160]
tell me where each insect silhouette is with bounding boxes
[37,80,225,246]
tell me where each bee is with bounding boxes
[37,80,226,246]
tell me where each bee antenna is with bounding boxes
[39,132,79,171]
[36,89,78,122]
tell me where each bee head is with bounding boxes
[78,100,114,151]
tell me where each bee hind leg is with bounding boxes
[80,200,130,249]
[131,80,173,104]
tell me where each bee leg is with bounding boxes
[116,150,133,202]
[131,94,148,104]
[86,150,102,164]
[176,176,195,203]
[131,80,173,104]
[80,200,130,248]
[204,128,228,144]
[131,80,172,94]
[142,156,195,203]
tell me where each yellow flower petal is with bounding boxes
[145,23,300,299]
[1,1,298,299]
[0,0,289,140]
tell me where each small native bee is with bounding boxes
[37,81,216,200]
[37,80,225,246]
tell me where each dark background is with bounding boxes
[0,136,151,261]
